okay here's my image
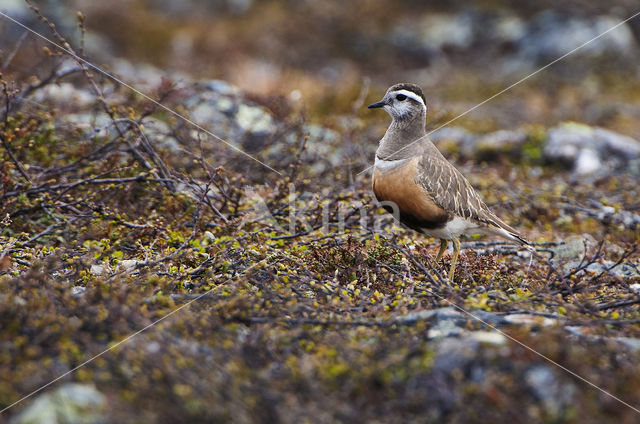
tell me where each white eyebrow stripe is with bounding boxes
[391,89,426,108]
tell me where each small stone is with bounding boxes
[10,383,106,424]
[467,331,507,345]
[235,104,276,135]
[551,237,586,261]
[427,324,463,339]
[118,260,140,272]
[146,341,161,354]
[199,80,242,96]
[564,326,587,336]
[503,314,556,327]
[89,264,108,276]
[71,286,86,297]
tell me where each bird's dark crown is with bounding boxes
[387,83,426,104]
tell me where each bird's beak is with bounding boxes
[367,100,386,109]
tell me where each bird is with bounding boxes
[368,83,530,280]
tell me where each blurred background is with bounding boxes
[3,0,640,134]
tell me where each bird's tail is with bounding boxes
[483,212,532,247]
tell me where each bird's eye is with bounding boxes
[396,94,407,101]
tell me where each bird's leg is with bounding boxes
[448,237,460,280]
[435,238,448,262]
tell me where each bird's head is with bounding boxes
[368,83,427,121]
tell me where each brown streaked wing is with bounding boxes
[416,153,526,241]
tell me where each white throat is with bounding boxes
[374,156,410,170]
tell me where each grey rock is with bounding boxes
[544,122,640,177]
[525,365,575,416]
[430,127,477,155]
[387,10,636,72]
[118,259,142,272]
[198,79,242,97]
[474,129,528,157]
[432,122,640,175]
[551,237,587,261]
[490,14,526,44]
[432,337,478,373]
[597,127,640,158]
[1,0,75,41]
[562,260,640,278]
[390,12,479,60]
[395,307,469,338]
[396,307,561,337]
[613,337,640,351]
[589,202,639,230]
[141,117,180,153]
[0,0,28,15]
[189,102,233,128]
[614,337,640,351]
[629,159,640,176]
[519,12,636,62]
[184,80,278,152]
[89,264,110,276]
[428,317,466,339]
[10,383,107,424]
[544,123,592,164]
[235,103,276,135]
[467,309,508,326]
[466,331,506,345]
[225,0,254,14]
[149,0,254,16]
[397,306,464,325]
[413,13,475,51]
[432,125,532,163]
[573,148,601,176]
[564,326,586,337]
[111,59,177,92]
[33,83,95,108]
[70,286,86,297]
[502,314,556,328]
[60,113,113,139]
[277,124,340,175]
[564,329,640,352]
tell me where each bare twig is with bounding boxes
[24,223,62,245]
[0,130,31,183]
[2,174,173,200]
